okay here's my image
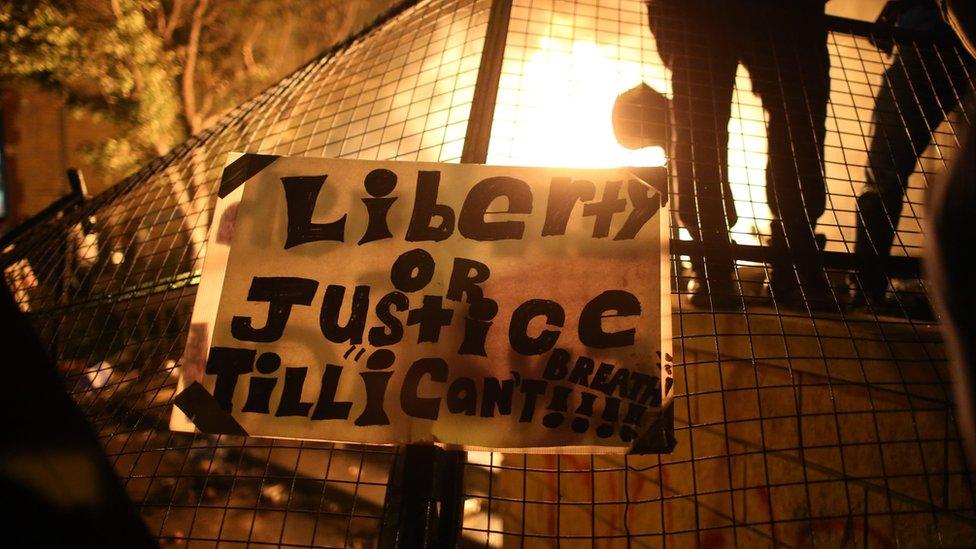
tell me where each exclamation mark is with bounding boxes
[543,385,572,428]
[571,392,597,433]
[595,396,621,439]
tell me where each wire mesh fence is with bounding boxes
[2,0,975,546]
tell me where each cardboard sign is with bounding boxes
[171,154,673,453]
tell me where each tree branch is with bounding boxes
[161,0,186,45]
[241,19,263,74]
[180,0,208,135]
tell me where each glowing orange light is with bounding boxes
[488,33,776,247]
[489,39,667,168]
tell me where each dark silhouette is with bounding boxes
[612,82,670,150]
[923,0,976,469]
[646,0,833,308]
[927,93,976,472]
[854,0,975,305]
[0,283,157,547]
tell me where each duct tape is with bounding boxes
[627,167,669,206]
[218,153,280,198]
[628,400,677,455]
[174,381,249,437]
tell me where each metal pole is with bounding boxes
[380,445,466,548]
[460,0,513,165]
[67,168,90,200]
[379,0,513,546]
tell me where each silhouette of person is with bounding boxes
[854,0,975,306]
[612,82,670,151]
[646,0,833,309]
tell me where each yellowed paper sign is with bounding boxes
[171,154,672,453]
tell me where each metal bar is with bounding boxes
[824,13,955,44]
[670,239,923,278]
[0,168,89,258]
[460,0,514,164]
[22,270,201,317]
[434,446,465,547]
[67,168,90,200]
[380,444,470,548]
[0,193,79,252]
[380,445,438,548]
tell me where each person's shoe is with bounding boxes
[768,266,839,313]
[765,225,837,312]
[686,268,741,311]
[847,273,887,308]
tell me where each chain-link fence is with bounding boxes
[2,0,975,546]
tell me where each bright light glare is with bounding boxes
[490,39,666,168]
[490,33,778,245]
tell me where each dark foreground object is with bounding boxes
[0,285,156,548]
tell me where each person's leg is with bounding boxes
[857,43,973,303]
[648,1,739,303]
[743,4,832,306]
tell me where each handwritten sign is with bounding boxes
[171,154,673,453]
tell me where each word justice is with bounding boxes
[230,247,644,356]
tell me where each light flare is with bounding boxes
[489,35,774,246]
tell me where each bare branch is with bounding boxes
[161,0,186,45]
[241,19,264,74]
[155,3,166,36]
[180,0,208,135]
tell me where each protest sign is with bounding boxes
[171,154,673,453]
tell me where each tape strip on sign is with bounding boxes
[627,167,669,206]
[219,153,280,198]
[174,382,249,436]
[171,155,673,453]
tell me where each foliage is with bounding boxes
[1,0,383,180]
